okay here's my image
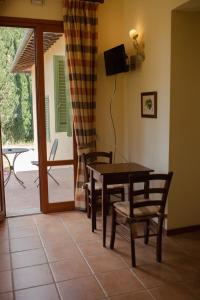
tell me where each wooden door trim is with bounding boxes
[0,16,63,30]
[45,201,75,213]
[46,160,74,166]
[0,119,6,220]
[35,26,48,213]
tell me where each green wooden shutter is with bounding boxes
[54,55,72,136]
[45,95,50,142]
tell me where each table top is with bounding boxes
[87,162,153,175]
[2,148,29,155]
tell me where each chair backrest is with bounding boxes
[128,172,173,218]
[82,151,112,183]
[49,138,58,161]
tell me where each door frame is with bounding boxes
[0,122,6,221]
[0,16,77,214]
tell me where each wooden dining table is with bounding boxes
[87,162,153,247]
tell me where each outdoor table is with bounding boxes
[2,147,29,188]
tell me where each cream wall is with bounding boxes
[96,0,125,162]
[121,0,200,230]
[169,11,200,229]
[0,0,62,20]
[96,0,188,170]
[122,0,187,172]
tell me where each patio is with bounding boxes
[5,166,74,217]
[2,143,74,216]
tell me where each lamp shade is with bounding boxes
[129,29,138,39]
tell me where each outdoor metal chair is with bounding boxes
[31,138,59,186]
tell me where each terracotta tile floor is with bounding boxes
[0,211,200,299]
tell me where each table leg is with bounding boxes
[90,170,95,232]
[102,179,107,247]
[2,154,11,186]
[12,153,26,188]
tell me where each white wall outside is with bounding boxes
[31,35,73,161]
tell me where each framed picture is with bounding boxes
[141,91,157,118]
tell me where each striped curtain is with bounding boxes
[63,0,98,209]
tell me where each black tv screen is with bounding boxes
[104,44,128,76]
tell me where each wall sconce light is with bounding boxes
[129,28,145,69]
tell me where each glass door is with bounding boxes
[43,31,75,212]
[35,27,76,213]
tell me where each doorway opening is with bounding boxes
[0,26,40,217]
[0,18,76,218]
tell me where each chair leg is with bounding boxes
[121,189,125,202]
[34,176,39,183]
[88,203,91,219]
[48,172,59,185]
[110,206,116,249]
[106,194,111,215]
[144,219,150,245]
[91,197,97,232]
[88,204,91,219]
[130,223,136,267]
[156,216,164,262]
[86,190,91,218]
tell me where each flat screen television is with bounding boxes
[104,44,128,76]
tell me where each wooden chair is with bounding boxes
[82,151,125,232]
[110,172,173,267]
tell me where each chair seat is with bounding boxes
[85,182,124,191]
[31,160,39,166]
[113,201,160,218]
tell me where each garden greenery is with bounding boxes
[0,27,33,144]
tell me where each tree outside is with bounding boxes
[0,27,33,145]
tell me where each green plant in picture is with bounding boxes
[145,98,152,110]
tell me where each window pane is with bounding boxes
[43,32,73,161]
[47,165,74,203]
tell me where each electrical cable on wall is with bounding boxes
[109,76,129,163]
[103,43,130,162]
[117,149,129,163]
[109,76,117,162]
